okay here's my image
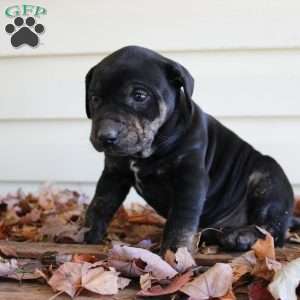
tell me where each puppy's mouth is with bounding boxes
[90,136,143,157]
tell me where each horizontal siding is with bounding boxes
[0,0,299,199]
[1,50,300,119]
[0,181,145,206]
[0,117,299,185]
[0,0,300,56]
[0,181,298,204]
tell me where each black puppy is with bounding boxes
[84,46,294,253]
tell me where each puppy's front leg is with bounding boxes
[160,156,208,255]
[84,168,132,244]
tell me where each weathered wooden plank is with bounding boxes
[3,241,297,300]
[0,240,299,266]
[0,240,108,259]
[195,245,300,266]
[0,281,137,300]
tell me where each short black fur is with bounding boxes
[84,46,294,253]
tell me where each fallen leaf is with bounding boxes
[249,281,274,300]
[0,258,18,277]
[252,257,282,281]
[268,258,300,300]
[48,262,82,298]
[287,232,300,244]
[164,247,196,273]
[220,290,237,300]
[126,204,166,226]
[251,229,281,281]
[252,229,275,259]
[19,208,41,225]
[230,251,257,282]
[72,254,98,263]
[108,245,178,280]
[135,239,155,250]
[140,273,153,291]
[137,270,193,297]
[81,262,130,295]
[180,263,233,300]
[12,225,40,241]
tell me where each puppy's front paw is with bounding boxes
[219,226,264,251]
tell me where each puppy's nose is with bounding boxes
[97,128,119,145]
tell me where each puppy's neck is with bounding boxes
[151,92,193,158]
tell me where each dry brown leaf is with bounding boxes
[81,262,130,295]
[127,210,166,226]
[252,229,275,260]
[251,229,280,281]
[108,245,178,280]
[19,208,41,225]
[249,282,274,300]
[48,259,130,298]
[12,225,40,241]
[180,263,233,300]
[252,257,282,281]
[3,210,20,226]
[230,251,257,282]
[48,262,82,298]
[137,270,193,297]
[72,254,98,263]
[220,290,237,300]
[164,247,196,273]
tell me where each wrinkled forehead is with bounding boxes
[91,59,167,94]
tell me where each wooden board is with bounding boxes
[0,281,138,300]
[0,241,298,300]
[0,240,299,265]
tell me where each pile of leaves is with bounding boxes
[0,185,164,245]
[0,185,299,300]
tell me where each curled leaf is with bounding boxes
[230,251,257,282]
[251,230,280,281]
[180,263,233,300]
[81,262,130,295]
[48,262,82,298]
[164,247,196,273]
[137,270,193,297]
[252,228,275,259]
[249,281,274,300]
[108,245,178,280]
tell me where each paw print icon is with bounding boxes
[5,16,45,48]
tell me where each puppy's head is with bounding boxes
[85,46,194,158]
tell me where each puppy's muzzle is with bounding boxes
[98,127,119,146]
[96,120,120,146]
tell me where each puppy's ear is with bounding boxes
[167,59,194,120]
[85,67,95,119]
[164,59,194,115]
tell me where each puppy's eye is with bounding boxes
[132,89,149,102]
[91,96,102,105]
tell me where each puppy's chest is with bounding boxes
[129,160,173,198]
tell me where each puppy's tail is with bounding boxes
[290,216,300,230]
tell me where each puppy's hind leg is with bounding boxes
[219,156,294,251]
